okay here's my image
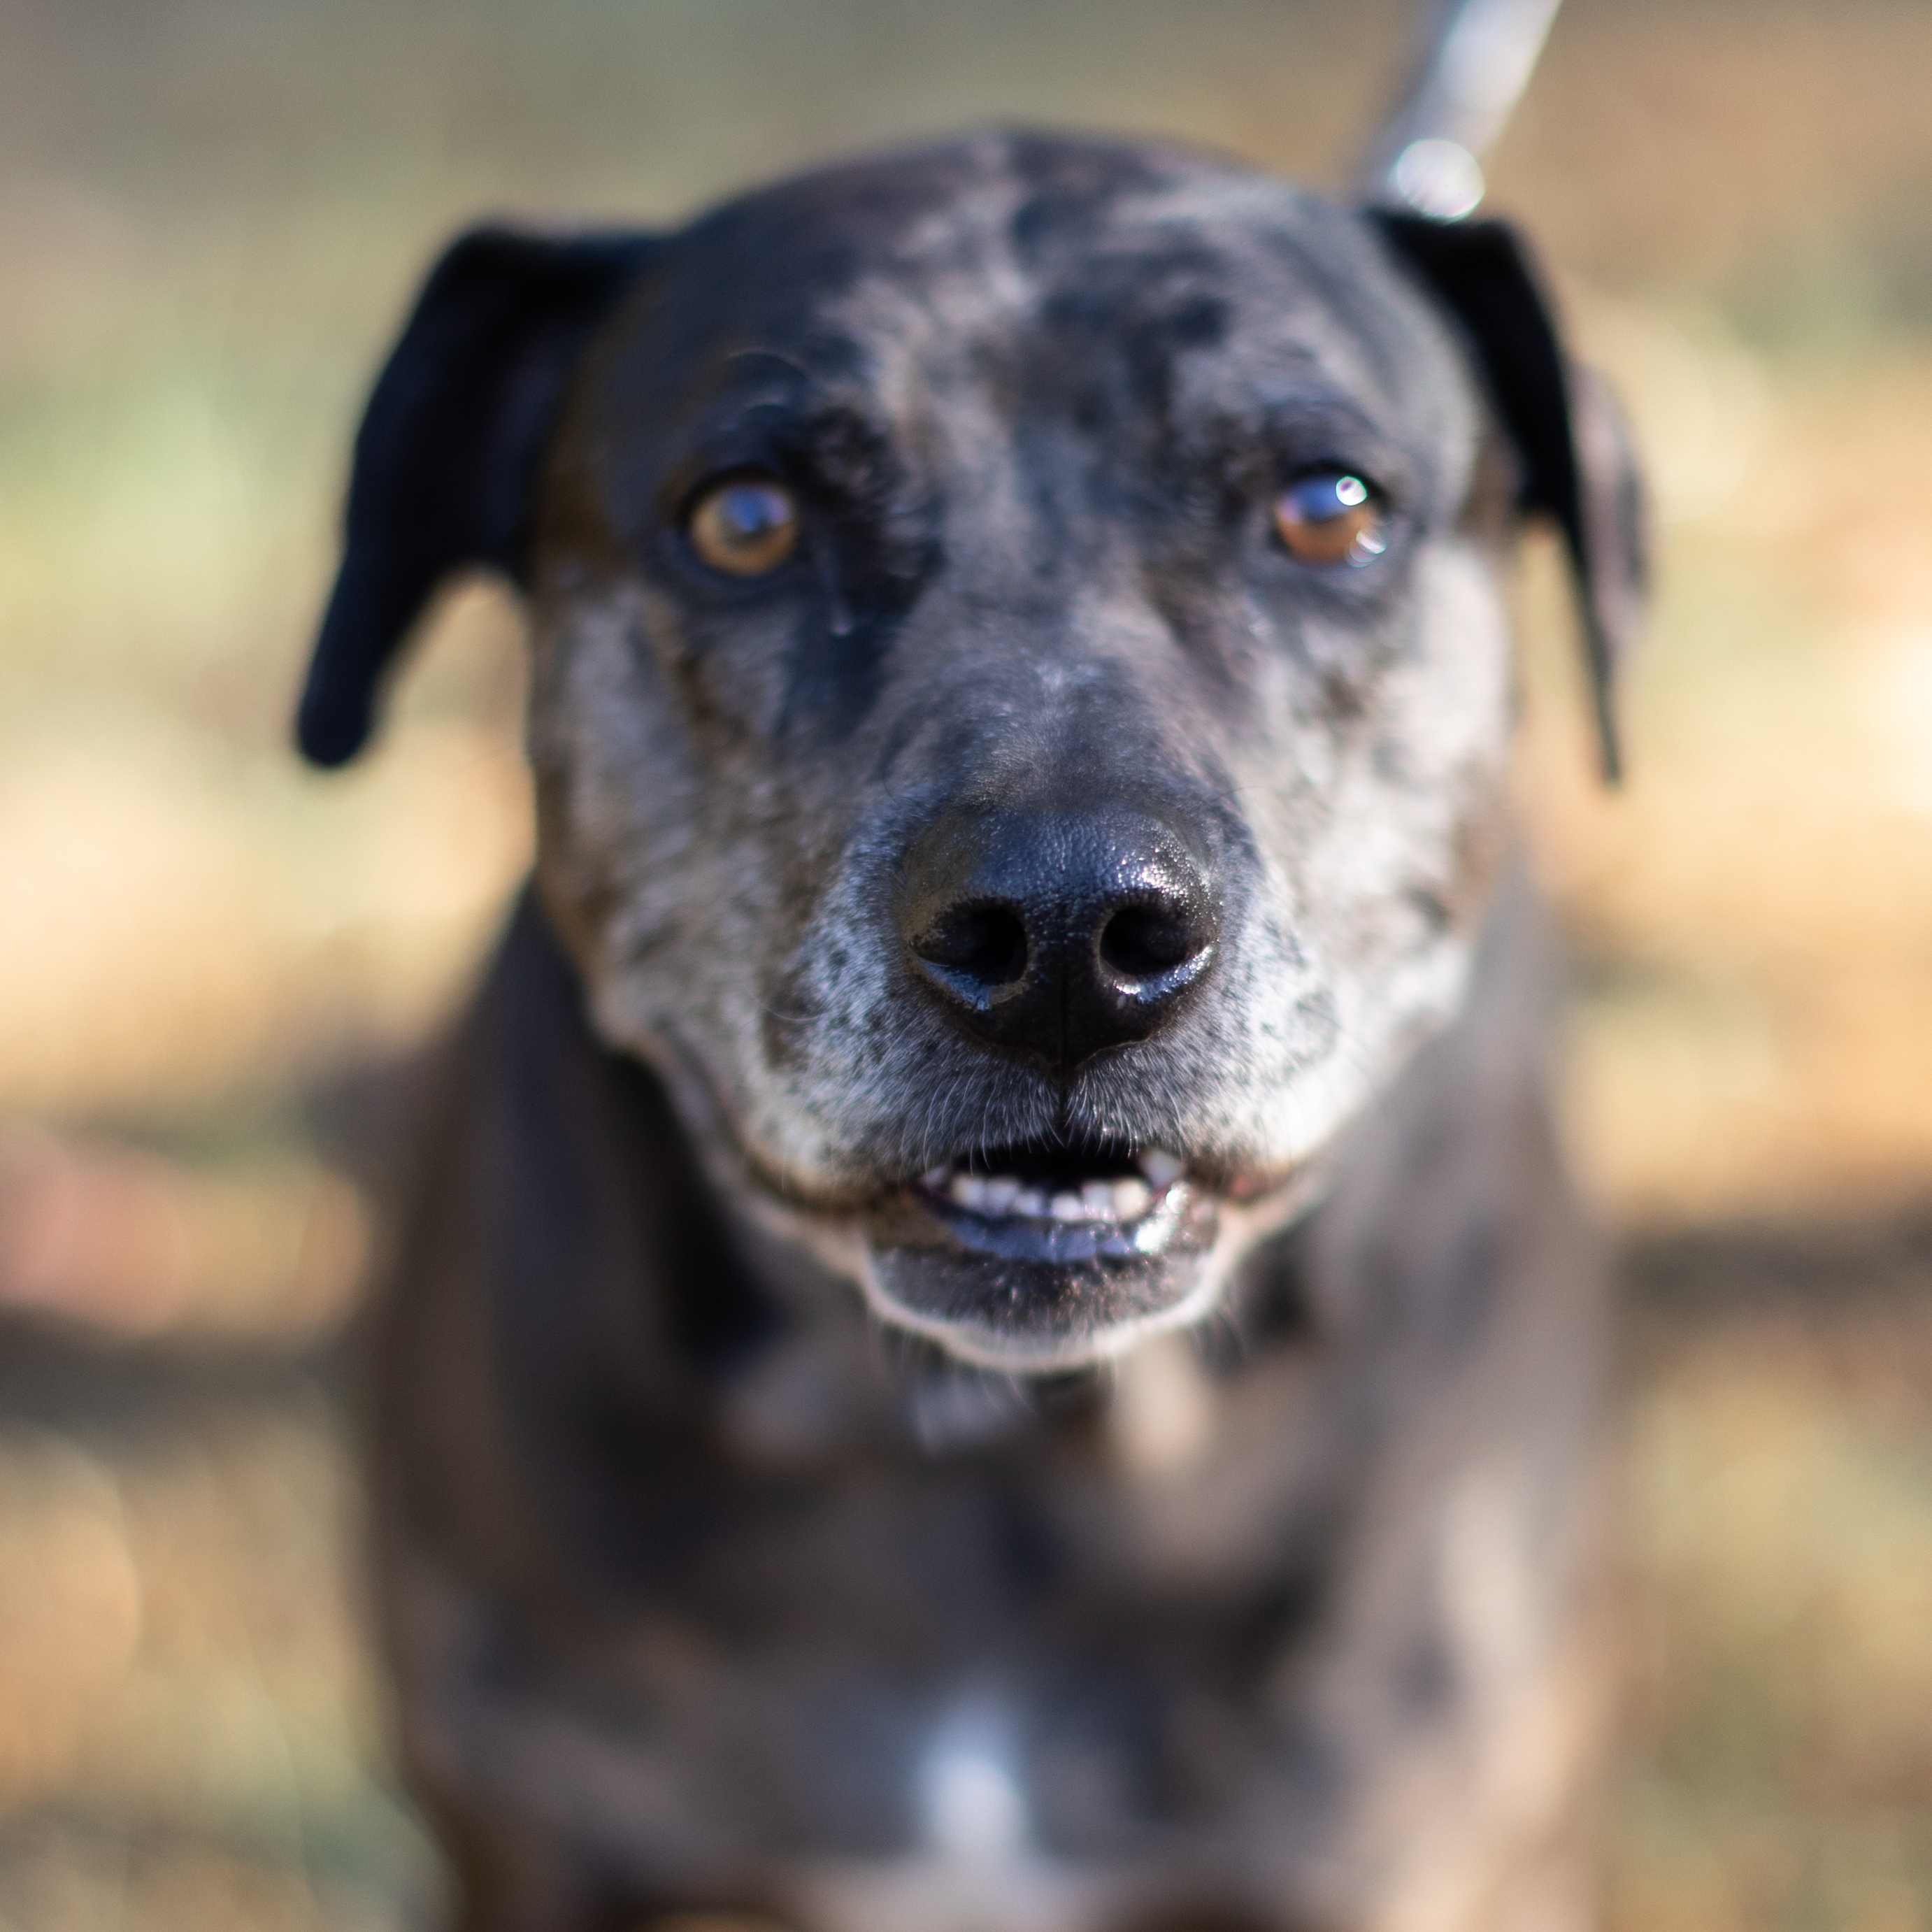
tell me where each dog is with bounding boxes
[299,131,1644,1932]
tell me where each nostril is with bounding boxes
[1099,901,1204,982]
[913,903,1030,991]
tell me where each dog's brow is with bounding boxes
[693,341,891,436]
[1175,381,1408,471]
[684,387,896,461]
[722,345,815,382]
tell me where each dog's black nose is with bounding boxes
[897,806,1218,1071]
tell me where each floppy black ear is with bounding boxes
[1372,213,1646,782]
[296,224,656,768]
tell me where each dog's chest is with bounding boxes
[508,1287,1385,1844]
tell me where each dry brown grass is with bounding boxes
[1523,341,1932,1231]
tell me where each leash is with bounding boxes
[1358,0,1565,217]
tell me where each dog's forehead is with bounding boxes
[598,134,1438,422]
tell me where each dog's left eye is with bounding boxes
[1273,471,1388,568]
[685,473,801,578]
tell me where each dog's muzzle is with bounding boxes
[861,802,1227,1368]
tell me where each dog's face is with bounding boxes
[530,136,1511,1367]
[301,134,1640,1371]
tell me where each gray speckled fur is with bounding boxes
[352,133,1625,1932]
[529,143,1508,1219]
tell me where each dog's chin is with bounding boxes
[857,1142,1225,1373]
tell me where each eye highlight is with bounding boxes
[685,473,800,578]
[1273,471,1388,568]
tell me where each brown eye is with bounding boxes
[686,474,799,577]
[1273,471,1387,567]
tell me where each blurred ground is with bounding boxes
[3,0,1932,1924]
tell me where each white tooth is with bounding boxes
[950,1175,988,1210]
[1051,1192,1084,1222]
[1015,1188,1049,1219]
[923,1166,950,1189]
[1138,1150,1185,1190]
[1082,1180,1118,1219]
[983,1177,1021,1213]
[1112,1178,1152,1219]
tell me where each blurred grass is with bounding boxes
[6,0,1932,1924]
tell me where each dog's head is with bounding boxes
[301,134,1642,1372]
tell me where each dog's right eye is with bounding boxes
[1273,471,1387,568]
[685,474,800,578]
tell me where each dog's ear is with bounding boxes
[1372,213,1646,782]
[296,224,655,768]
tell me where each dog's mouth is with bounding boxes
[859,1138,1224,1371]
[911,1140,1192,1261]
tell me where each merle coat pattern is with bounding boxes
[301,132,1643,1932]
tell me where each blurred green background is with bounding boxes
[5,1,1932,1925]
